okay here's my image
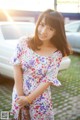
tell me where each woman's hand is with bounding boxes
[15,96,29,108]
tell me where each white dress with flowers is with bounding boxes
[11,38,62,120]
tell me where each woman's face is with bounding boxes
[37,18,56,42]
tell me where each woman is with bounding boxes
[11,9,71,120]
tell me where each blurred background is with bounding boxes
[0,0,80,120]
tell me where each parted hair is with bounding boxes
[27,9,72,57]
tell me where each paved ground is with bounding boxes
[0,75,80,120]
[53,95,80,120]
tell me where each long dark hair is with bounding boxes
[27,9,71,57]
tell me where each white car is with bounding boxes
[0,22,71,78]
[65,21,80,53]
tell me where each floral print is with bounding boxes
[11,39,62,120]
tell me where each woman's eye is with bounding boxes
[40,23,45,27]
[49,27,54,31]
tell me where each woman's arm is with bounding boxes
[13,65,24,96]
[16,82,51,108]
[27,82,51,103]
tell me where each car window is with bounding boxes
[1,23,35,40]
[65,22,80,32]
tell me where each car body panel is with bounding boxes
[65,21,80,53]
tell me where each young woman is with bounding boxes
[11,9,71,120]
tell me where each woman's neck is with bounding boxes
[41,41,55,49]
[41,41,52,48]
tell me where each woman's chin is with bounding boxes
[39,37,47,41]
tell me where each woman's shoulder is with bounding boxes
[17,36,31,49]
[18,36,28,45]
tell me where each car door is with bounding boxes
[65,22,80,52]
[0,25,17,78]
[75,26,80,50]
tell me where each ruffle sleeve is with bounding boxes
[41,51,63,86]
[10,39,23,65]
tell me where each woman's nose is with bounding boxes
[41,27,47,34]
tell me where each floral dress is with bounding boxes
[11,38,63,120]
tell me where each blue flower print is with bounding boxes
[29,60,35,66]
[17,44,22,52]
[26,80,31,89]
[14,58,17,62]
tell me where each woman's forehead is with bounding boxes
[40,17,54,27]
